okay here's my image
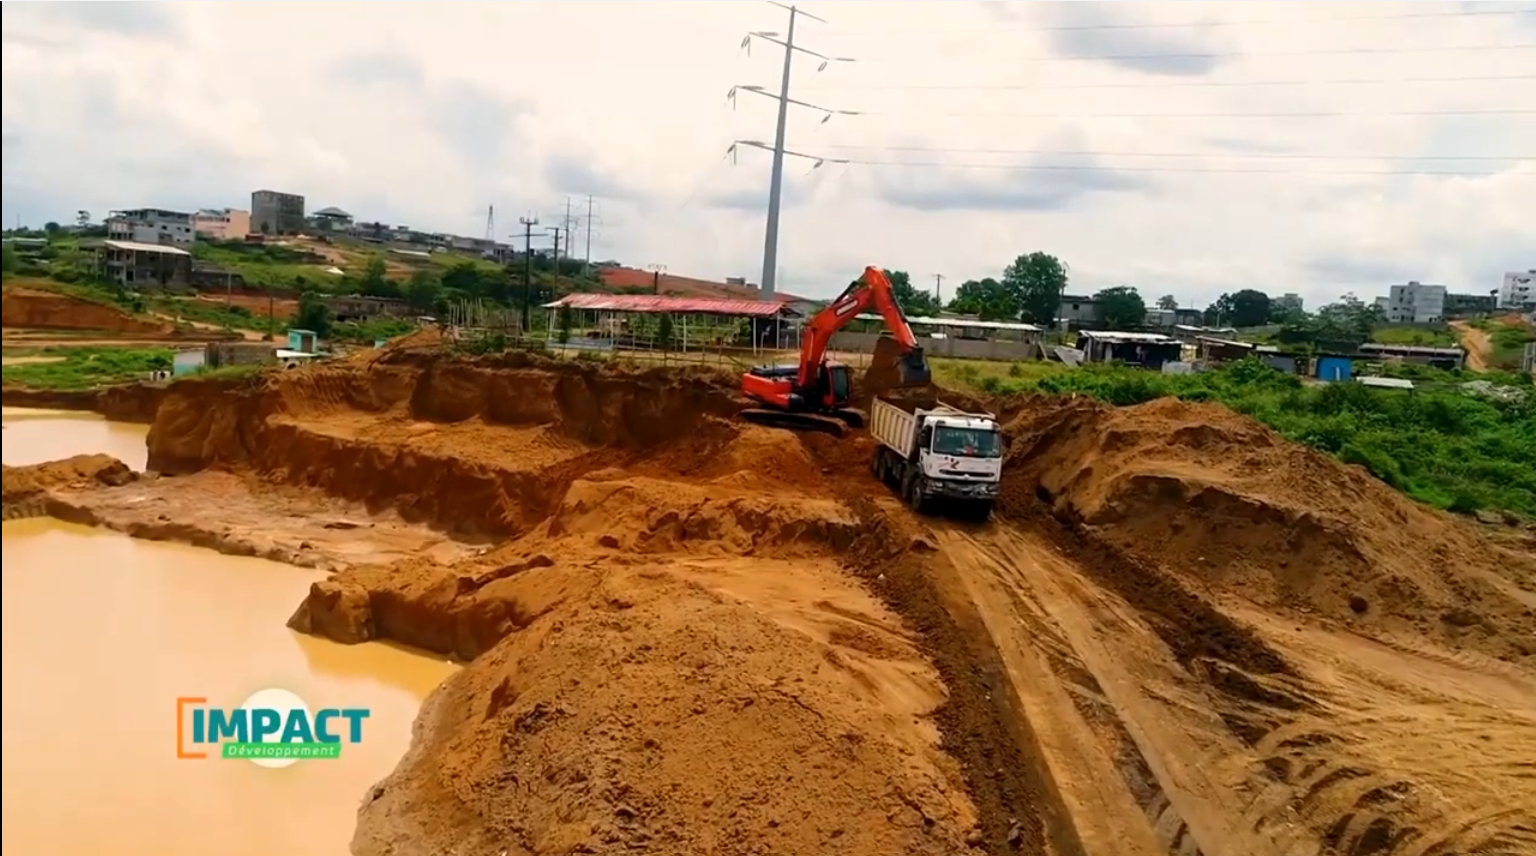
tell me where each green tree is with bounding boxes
[404,270,441,312]
[556,303,574,344]
[1094,286,1147,329]
[1156,294,1178,311]
[1313,293,1380,338]
[1203,291,1271,328]
[441,261,483,297]
[1002,252,1069,326]
[886,269,939,316]
[656,313,674,349]
[360,255,400,298]
[295,291,333,337]
[1,242,17,274]
[946,277,1018,321]
[43,221,61,235]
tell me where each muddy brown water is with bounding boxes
[1,409,459,855]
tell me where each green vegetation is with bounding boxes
[942,358,1536,519]
[2,347,174,390]
[1488,321,1536,370]
[1370,326,1457,347]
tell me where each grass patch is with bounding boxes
[943,358,1536,519]
[1488,322,1536,371]
[1,346,174,390]
[147,295,287,333]
[1371,325,1456,347]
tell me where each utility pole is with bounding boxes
[548,225,564,273]
[583,194,595,276]
[933,274,944,305]
[648,263,668,295]
[734,5,852,298]
[519,216,539,333]
[562,197,574,265]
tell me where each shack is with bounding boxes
[1076,331,1183,370]
[287,328,319,354]
[1314,354,1354,382]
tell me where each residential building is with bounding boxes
[1056,295,1102,328]
[191,208,250,241]
[96,240,193,290]
[1274,292,1305,314]
[1499,270,1535,310]
[1379,281,1447,324]
[105,208,195,247]
[1443,291,1499,318]
[250,189,306,235]
[311,206,354,231]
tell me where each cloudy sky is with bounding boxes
[2,1,1532,306]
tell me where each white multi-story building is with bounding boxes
[1380,281,1447,324]
[105,208,195,247]
[1499,270,1535,310]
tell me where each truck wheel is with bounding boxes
[973,500,994,522]
[907,479,927,514]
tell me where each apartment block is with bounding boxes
[250,189,306,235]
[1380,281,1447,324]
[192,208,251,241]
[105,208,195,247]
[1499,270,1535,310]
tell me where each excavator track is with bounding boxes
[738,408,862,437]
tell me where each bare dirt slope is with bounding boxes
[930,395,1536,856]
[1451,320,1492,372]
[42,348,1531,856]
[2,284,172,336]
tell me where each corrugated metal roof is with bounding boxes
[1081,330,1180,344]
[1356,376,1415,390]
[1358,343,1464,357]
[853,313,1042,333]
[103,240,191,256]
[543,293,794,318]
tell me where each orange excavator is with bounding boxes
[739,266,933,436]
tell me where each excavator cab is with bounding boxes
[738,266,936,437]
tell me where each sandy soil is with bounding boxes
[1451,320,1492,371]
[10,344,1534,856]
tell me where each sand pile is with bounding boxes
[3,454,136,505]
[1,285,172,335]
[999,396,1536,662]
[127,350,998,855]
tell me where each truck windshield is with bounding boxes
[931,427,1001,458]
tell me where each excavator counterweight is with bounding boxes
[738,266,934,436]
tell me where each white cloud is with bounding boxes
[2,0,1532,307]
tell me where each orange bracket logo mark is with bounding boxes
[176,696,208,759]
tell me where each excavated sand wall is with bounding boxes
[2,286,173,335]
[2,383,167,423]
[144,353,748,538]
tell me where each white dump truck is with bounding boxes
[868,397,1004,518]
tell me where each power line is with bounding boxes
[826,7,1536,37]
[842,108,1536,119]
[850,42,1536,64]
[805,144,1534,162]
[727,143,1529,176]
[798,73,1536,93]
[804,159,1530,177]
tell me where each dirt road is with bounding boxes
[1451,320,1491,371]
[7,345,1532,856]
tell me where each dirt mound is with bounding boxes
[347,545,974,856]
[3,454,136,514]
[2,285,172,336]
[1000,396,1536,662]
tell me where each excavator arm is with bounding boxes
[797,266,929,389]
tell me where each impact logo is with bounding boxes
[176,688,370,768]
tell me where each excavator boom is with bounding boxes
[738,266,933,436]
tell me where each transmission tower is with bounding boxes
[729,2,855,298]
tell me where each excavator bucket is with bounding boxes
[861,336,934,399]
